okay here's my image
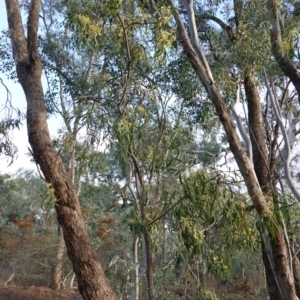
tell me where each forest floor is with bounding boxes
[0,279,267,300]
[0,285,83,300]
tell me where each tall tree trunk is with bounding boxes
[50,131,76,291]
[133,237,139,300]
[245,75,281,299]
[244,76,271,192]
[290,237,300,298]
[167,1,299,298]
[144,229,156,300]
[5,1,116,299]
[245,75,297,299]
[49,224,65,290]
[127,238,147,300]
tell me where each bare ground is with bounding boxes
[0,286,83,300]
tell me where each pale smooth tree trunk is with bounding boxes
[49,224,65,290]
[133,237,140,300]
[5,1,116,299]
[127,238,148,300]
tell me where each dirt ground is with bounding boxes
[0,285,83,300]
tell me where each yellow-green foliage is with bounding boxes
[41,183,57,209]
[179,216,205,254]
[281,18,299,59]
[153,6,176,57]
[75,14,102,37]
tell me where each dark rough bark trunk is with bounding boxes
[261,234,297,300]
[5,1,116,299]
[245,75,297,300]
[271,230,297,299]
[144,229,156,300]
[245,75,280,299]
[290,238,300,298]
[261,247,281,300]
[244,76,270,192]
[49,225,65,291]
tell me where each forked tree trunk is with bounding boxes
[167,0,299,298]
[5,1,116,299]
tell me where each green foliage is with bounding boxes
[0,170,47,226]
[3,0,300,298]
[0,30,17,81]
[172,170,258,277]
[0,54,24,161]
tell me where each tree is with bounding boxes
[4,0,115,299]
[3,0,300,299]
[268,0,300,98]
[153,0,300,299]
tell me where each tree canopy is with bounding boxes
[2,0,300,299]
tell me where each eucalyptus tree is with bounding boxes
[161,1,300,299]
[3,0,300,299]
[129,0,300,299]
[114,90,196,300]
[268,0,300,98]
[38,0,107,289]
[57,3,196,298]
[4,1,116,299]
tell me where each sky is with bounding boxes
[0,2,61,174]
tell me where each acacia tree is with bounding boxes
[4,0,115,299]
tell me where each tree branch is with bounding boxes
[263,69,300,202]
[232,83,253,162]
[203,14,235,42]
[148,196,185,226]
[27,0,41,58]
[5,0,28,62]
[181,0,214,83]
